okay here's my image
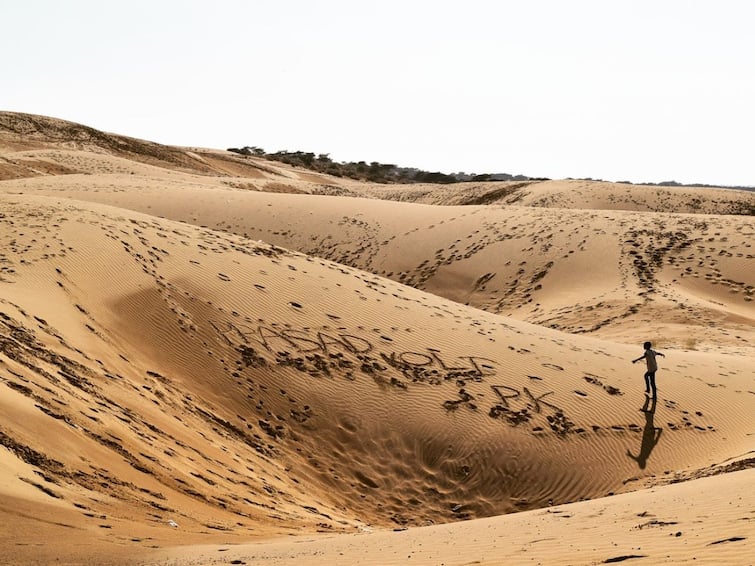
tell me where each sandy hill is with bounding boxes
[4,113,753,354]
[0,112,752,565]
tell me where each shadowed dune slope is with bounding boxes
[0,112,283,180]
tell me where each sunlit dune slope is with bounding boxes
[348,178,755,214]
[8,172,753,352]
[4,113,753,356]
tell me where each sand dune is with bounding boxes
[0,113,752,565]
[6,169,753,353]
[149,466,755,566]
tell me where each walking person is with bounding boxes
[632,341,665,398]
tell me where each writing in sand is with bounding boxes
[210,320,585,434]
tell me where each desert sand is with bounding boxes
[0,112,752,565]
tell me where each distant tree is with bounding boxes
[298,152,315,166]
[231,144,533,185]
[413,171,456,184]
[227,146,265,156]
[472,174,492,181]
[326,164,342,177]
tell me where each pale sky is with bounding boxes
[3,1,754,186]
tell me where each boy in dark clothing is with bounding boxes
[632,341,665,398]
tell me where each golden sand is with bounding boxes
[0,112,752,565]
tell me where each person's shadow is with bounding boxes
[627,396,662,469]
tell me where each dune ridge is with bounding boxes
[0,113,753,565]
